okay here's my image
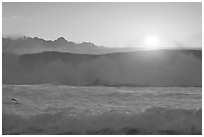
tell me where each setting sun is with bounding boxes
[145,36,160,50]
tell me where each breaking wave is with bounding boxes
[3,107,202,135]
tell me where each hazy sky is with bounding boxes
[3,2,202,48]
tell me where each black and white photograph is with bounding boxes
[2,2,202,135]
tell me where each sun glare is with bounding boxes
[145,36,159,50]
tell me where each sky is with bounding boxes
[2,2,202,48]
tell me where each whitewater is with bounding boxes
[2,85,202,135]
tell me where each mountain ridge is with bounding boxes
[2,36,103,55]
[3,36,202,55]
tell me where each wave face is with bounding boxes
[2,85,202,135]
[3,50,202,86]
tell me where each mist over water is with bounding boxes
[3,50,202,86]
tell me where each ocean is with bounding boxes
[2,85,202,135]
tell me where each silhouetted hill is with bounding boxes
[2,37,104,54]
[3,49,202,86]
[2,37,141,55]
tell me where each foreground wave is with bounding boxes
[3,107,202,135]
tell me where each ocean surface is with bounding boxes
[2,85,202,135]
